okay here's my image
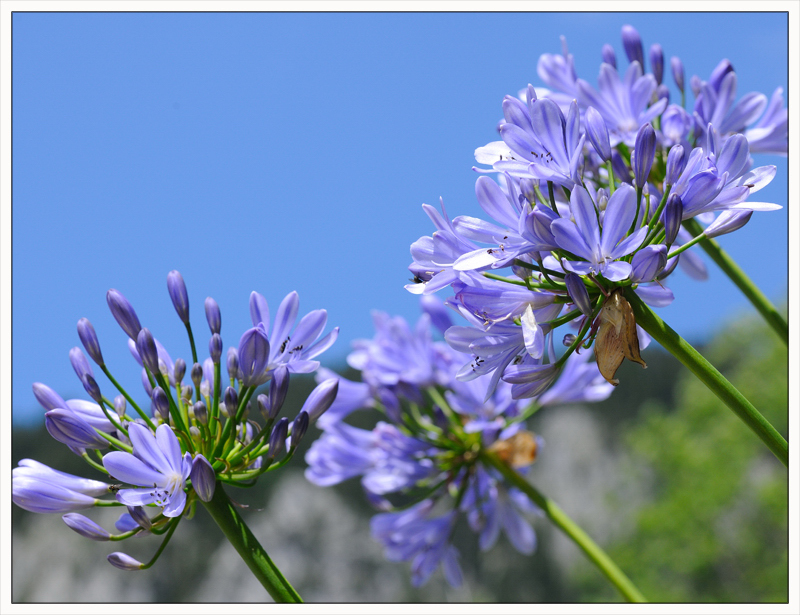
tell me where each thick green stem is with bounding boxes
[201,481,302,603]
[624,287,788,467]
[479,451,647,603]
[682,218,788,344]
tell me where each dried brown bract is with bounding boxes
[594,288,647,385]
[488,430,540,468]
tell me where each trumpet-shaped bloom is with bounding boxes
[551,184,647,281]
[103,423,192,518]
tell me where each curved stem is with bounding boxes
[624,287,788,467]
[201,481,303,603]
[682,218,788,344]
[479,450,647,603]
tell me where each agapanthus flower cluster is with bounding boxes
[408,24,785,393]
[13,271,339,571]
[305,297,614,586]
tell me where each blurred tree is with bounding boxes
[575,310,788,602]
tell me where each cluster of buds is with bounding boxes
[13,271,339,570]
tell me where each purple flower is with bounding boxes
[246,291,339,378]
[578,61,667,147]
[551,184,648,281]
[452,175,560,272]
[493,97,585,190]
[462,467,538,555]
[103,423,192,518]
[371,501,463,588]
[745,87,788,155]
[406,198,481,295]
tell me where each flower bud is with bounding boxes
[621,24,644,68]
[302,378,339,423]
[655,84,670,104]
[204,297,221,334]
[630,245,668,283]
[166,270,190,324]
[224,386,239,416]
[191,362,203,389]
[181,384,193,401]
[106,289,142,340]
[238,325,270,387]
[114,395,127,418]
[77,318,104,367]
[151,387,170,421]
[633,124,656,189]
[564,273,592,317]
[663,194,684,246]
[173,358,186,384]
[256,394,271,422]
[82,374,103,404]
[193,400,207,425]
[601,43,616,68]
[136,329,160,376]
[62,513,110,541]
[267,418,289,459]
[107,552,144,571]
[226,348,239,382]
[45,409,108,449]
[190,455,216,502]
[432,406,449,432]
[585,107,611,162]
[209,333,223,364]
[290,411,309,449]
[268,365,290,418]
[189,426,202,443]
[140,368,153,398]
[126,506,152,530]
[611,151,632,184]
[649,44,663,84]
[33,382,67,411]
[703,210,753,239]
[671,56,685,93]
[665,145,685,186]
[69,347,94,383]
[562,333,577,347]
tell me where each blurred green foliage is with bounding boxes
[576,313,788,602]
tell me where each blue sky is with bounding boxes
[12,11,788,428]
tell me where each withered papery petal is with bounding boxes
[594,289,647,385]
